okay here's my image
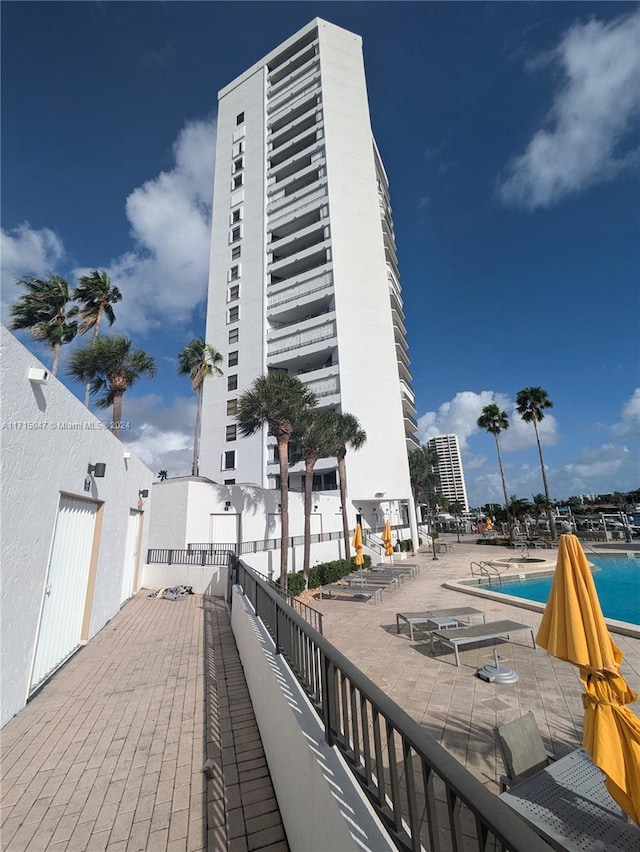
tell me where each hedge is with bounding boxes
[286,554,372,596]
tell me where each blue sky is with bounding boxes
[2,1,639,507]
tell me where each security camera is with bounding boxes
[28,367,49,384]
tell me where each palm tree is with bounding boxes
[516,387,556,540]
[158,470,168,481]
[74,270,123,406]
[178,338,223,476]
[236,372,316,589]
[532,492,555,537]
[293,409,339,587]
[9,275,78,375]
[67,335,157,437]
[329,412,367,560]
[477,404,513,542]
[408,445,440,525]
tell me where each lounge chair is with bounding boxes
[429,620,536,667]
[320,584,383,604]
[396,608,485,641]
[346,574,400,588]
[495,711,558,792]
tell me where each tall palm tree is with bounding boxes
[477,403,513,542]
[74,270,123,405]
[178,338,223,476]
[516,387,556,540]
[9,275,78,375]
[408,445,440,525]
[293,409,339,586]
[236,372,316,589]
[329,412,367,559]
[67,335,157,437]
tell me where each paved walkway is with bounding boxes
[311,538,640,793]
[1,593,288,852]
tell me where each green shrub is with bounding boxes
[287,571,305,596]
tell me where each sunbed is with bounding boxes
[320,584,383,604]
[374,563,419,577]
[429,620,536,667]
[346,574,400,588]
[396,608,486,641]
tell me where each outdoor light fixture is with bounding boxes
[28,367,49,385]
[139,489,149,499]
[87,462,106,478]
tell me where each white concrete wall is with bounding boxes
[230,585,395,852]
[1,327,153,727]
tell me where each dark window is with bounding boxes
[224,450,236,469]
[231,246,241,260]
[226,425,237,442]
[232,209,241,223]
[229,266,239,281]
[228,351,238,367]
[227,374,238,391]
[228,328,239,344]
[231,226,241,242]
[224,479,236,485]
[226,399,238,416]
[234,158,244,172]
[236,112,244,126]
[228,306,239,323]
[233,175,243,189]
[228,285,239,301]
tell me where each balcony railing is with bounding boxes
[231,559,552,852]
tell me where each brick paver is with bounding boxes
[1,592,288,851]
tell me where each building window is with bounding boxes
[228,350,239,368]
[228,328,239,345]
[233,174,243,189]
[232,141,244,157]
[231,245,241,260]
[233,158,244,173]
[226,399,238,416]
[228,284,240,301]
[227,374,238,391]
[224,479,236,485]
[231,226,241,243]
[232,208,242,223]
[226,424,237,442]
[228,306,240,324]
[224,450,236,470]
[236,112,244,126]
[229,265,240,281]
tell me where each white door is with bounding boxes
[121,510,141,603]
[30,495,98,691]
[209,513,238,545]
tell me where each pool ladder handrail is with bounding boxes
[470,560,503,586]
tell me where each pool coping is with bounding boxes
[444,562,640,639]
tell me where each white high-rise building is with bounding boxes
[426,435,469,512]
[200,19,419,534]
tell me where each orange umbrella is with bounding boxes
[382,519,394,563]
[537,535,640,824]
[352,523,364,582]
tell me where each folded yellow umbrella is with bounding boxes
[352,523,364,566]
[382,519,394,558]
[537,535,640,824]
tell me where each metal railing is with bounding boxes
[470,561,503,586]
[231,559,551,852]
[147,548,232,566]
[233,560,323,634]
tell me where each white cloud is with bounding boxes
[1,223,66,320]
[498,9,640,209]
[93,117,217,334]
[612,387,640,437]
[416,389,557,453]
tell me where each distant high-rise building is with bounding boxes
[200,19,419,530]
[427,434,469,512]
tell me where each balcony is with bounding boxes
[268,94,319,134]
[269,110,320,150]
[268,222,327,261]
[269,127,321,169]
[268,313,336,353]
[269,206,323,243]
[267,71,322,117]
[269,166,322,203]
[268,244,330,286]
[268,43,319,87]
[400,380,416,415]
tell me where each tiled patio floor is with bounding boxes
[0,593,288,852]
[312,538,640,794]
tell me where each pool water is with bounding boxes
[496,555,640,625]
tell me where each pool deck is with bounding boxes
[311,536,640,793]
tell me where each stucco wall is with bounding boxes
[1,327,153,727]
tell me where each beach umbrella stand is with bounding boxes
[476,648,519,684]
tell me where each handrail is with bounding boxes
[470,560,503,586]
[232,558,551,852]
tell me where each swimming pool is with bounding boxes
[496,554,639,625]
